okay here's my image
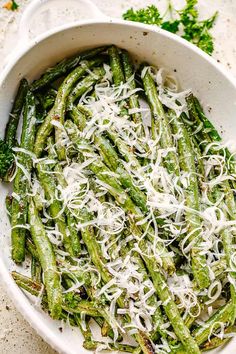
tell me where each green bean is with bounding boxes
[78,208,111,282]
[101,320,110,337]
[5,194,12,223]
[190,94,221,142]
[36,161,75,256]
[67,66,105,106]
[94,317,120,341]
[142,67,179,175]
[11,90,36,263]
[77,104,93,118]
[66,67,105,130]
[201,326,236,351]
[35,88,57,122]
[108,46,125,86]
[186,94,231,162]
[26,238,39,260]
[34,57,103,159]
[69,106,87,130]
[53,163,81,257]
[31,257,42,283]
[56,58,104,160]
[66,212,81,257]
[63,300,101,317]
[28,199,62,319]
[107,129,143,169]
[193,302,233,345]
[169,110,210,290]
[121,50,143,127]
[33,193,44,211]
[75,315,93,342]
[31,46,108,91]
[12,271,43,297]
[43,88,57,111]
[5,78,29,147]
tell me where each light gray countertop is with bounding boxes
[0,0,236,353]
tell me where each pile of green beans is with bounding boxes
[4,45,236,353]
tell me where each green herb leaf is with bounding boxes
[123,5,162,25]
[122,1,218,55]
[180,0,198,23]
[0,139,15,180]
[161,20,180,34]
[12,0,19,10]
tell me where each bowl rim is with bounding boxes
[1,18,236,88]
[1,18,236,354]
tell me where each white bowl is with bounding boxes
[1,1,236,353]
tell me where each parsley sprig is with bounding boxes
[2,0,19,11]
[123,0,218,55]
[11,0,19,10]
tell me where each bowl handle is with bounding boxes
[19,0,108,43]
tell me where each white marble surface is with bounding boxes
[0,0,236,353]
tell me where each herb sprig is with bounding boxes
[123,0,218,55]
[2,0,19,11]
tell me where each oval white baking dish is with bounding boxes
[0,1,236,353]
